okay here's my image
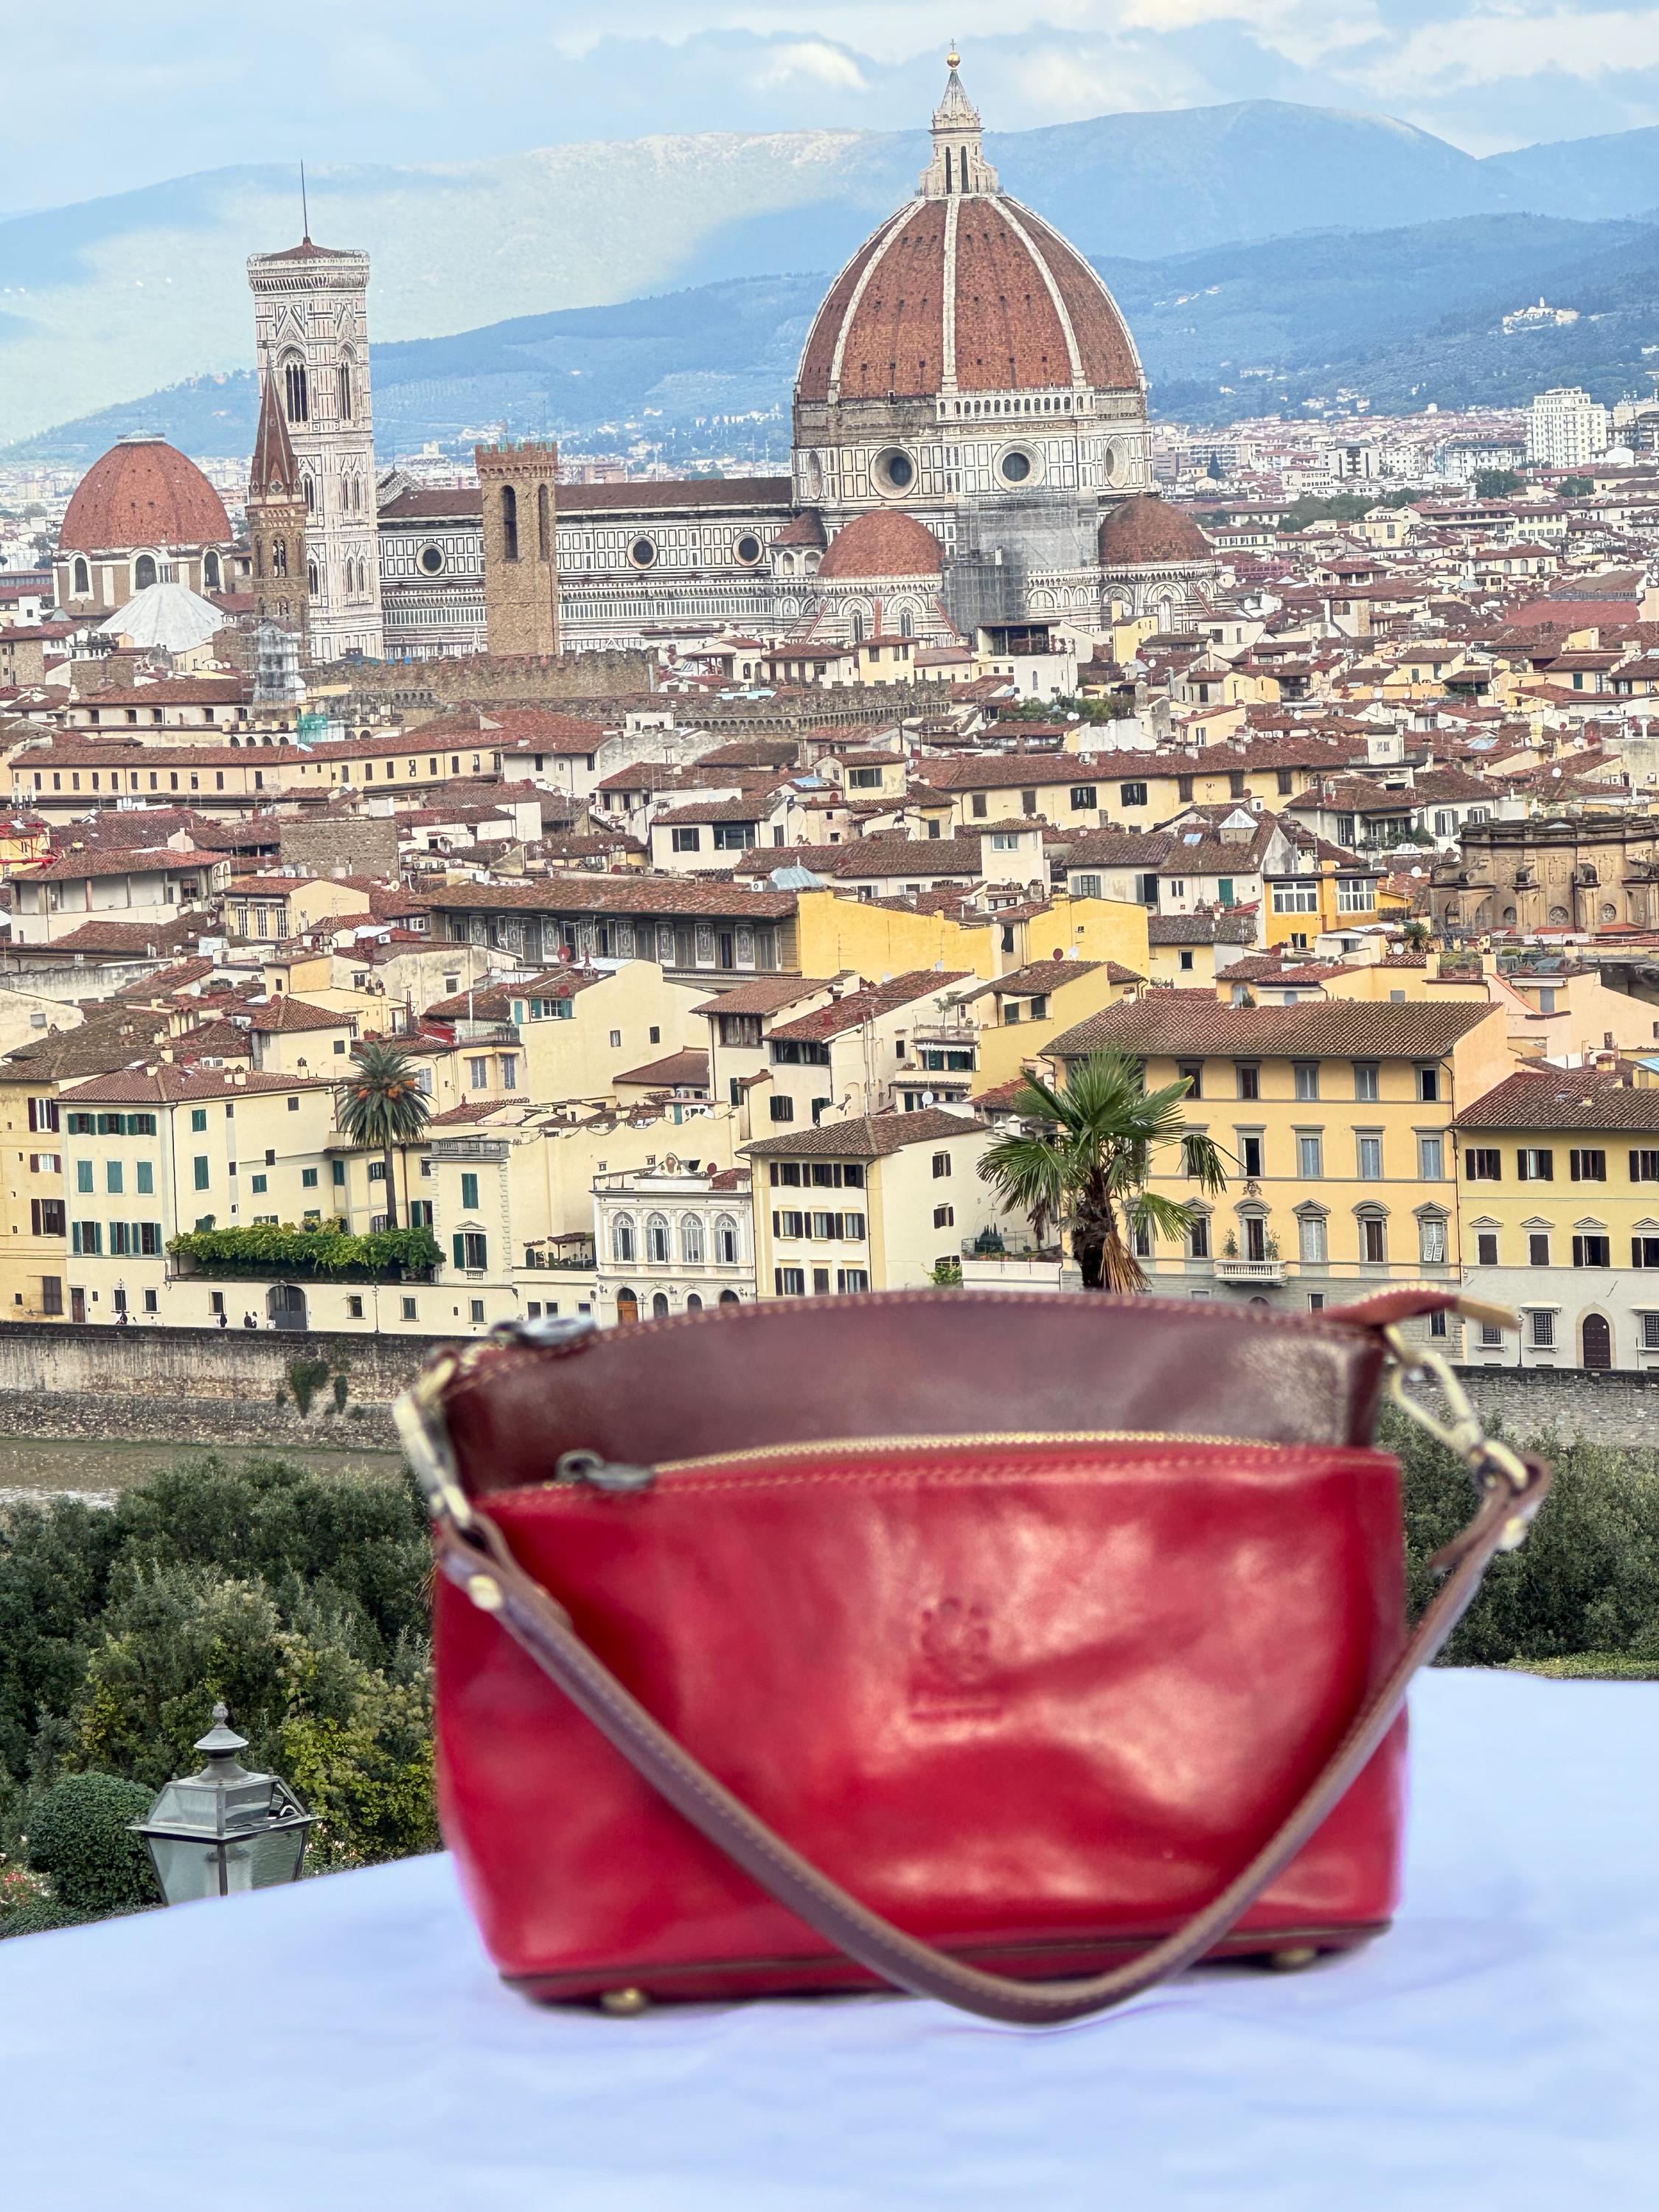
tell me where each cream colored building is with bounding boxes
[746,1106,1000,1296]
[592,1161,756,1326]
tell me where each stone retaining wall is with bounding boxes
[1,1323,1655,1455]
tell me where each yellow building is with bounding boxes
[1262,851,1384,950]
[1455,1065,1659,1373]
[0,1004,173,1321]
[1043,995,1513,1329]
[790,884,1150,986]
[745,1106,999,1296]
[961,959,1144,1095]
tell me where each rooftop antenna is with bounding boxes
[300,161,310,243]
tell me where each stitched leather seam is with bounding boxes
[487,1447,1397,1505]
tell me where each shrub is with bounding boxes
[167,1222,441,1283]
[0,1899,96,1939]
[24,1773,157,1915]
[1393,1411,1659,1666]
[288,1357,331,1417]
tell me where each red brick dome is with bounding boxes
[798,196,1142,405]
[1098,495,1212,566]
[818,510,945,581]
[59,436,232,554]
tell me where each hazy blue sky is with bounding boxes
[7,3,1658,210]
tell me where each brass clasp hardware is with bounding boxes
[1382,1324,1541,1551]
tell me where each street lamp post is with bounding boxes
[131,1705,316,1905]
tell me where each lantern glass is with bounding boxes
[132,1706,315,1904]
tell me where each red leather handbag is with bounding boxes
[397,1290,1548,2025]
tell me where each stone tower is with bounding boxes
[476,441,560,655]
[247,232,385,663]
[246,371,309,646]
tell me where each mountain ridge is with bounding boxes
[5,100,1659,450]
[18,211,1659,462]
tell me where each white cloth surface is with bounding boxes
[1,1670,1654,2212]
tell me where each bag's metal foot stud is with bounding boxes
[599,1986,651,2016]
[1265,1947,1321,1972]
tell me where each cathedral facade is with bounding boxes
[373,56,1214,662]
[52,58,1213,666]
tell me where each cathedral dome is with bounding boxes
[796,61,1141,408]
[60,436,232,554]
[799,200,1141,405]
[817,509,945,580]
[1098,495,1212,566]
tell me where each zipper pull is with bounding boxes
[554,1450,657,1495]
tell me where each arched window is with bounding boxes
[72,556,90,597]
[538,482,552,560]
[611,1213,636,1265]
[681,1214,705,1265]
[307,558,320,597]
[302,474,316,513]
[718,1289,741,1305]
[337,355,354,421]
[133,554,157,590]
[282,357,309,424]
[1418,1212,1447,1267]
[899,608,914,638]
[271,537,288,578]
[714,1214,739,1265]
[645,1213,670,1265]
[651,1292,669,1319]
[501,484,519,562]
[851,611,865,643]
[204,549,221,590]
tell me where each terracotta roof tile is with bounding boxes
[1047,997,1495,1061]
[744,1106,985,1159]
[1455,1068,1659,1133]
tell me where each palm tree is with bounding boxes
[978,1049,1227,1293]
[335,1040,431,1230]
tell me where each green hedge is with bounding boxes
[167,1222,441,1282]
[1508,1654,1659,1681]
[24,1773,157,1914]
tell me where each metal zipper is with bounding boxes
[544,1427,1330,1495]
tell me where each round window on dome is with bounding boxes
[630,536,658,569]
[419,544,445,576]
[1102,442,1123,487]
[734,533,763,566]
[998,448,1037,487]
[873,449,916,497]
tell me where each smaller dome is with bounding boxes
[1099,495,1211,567]
[59,435,233,555]
[105,580,226,654]
[818,510,945,581]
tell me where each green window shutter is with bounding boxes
[452,1234,465,1271]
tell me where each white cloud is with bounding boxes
[1363,7,1659,95]
[1006,41,1210,120]
[751,40,870,94]
[1119,0,1387,64]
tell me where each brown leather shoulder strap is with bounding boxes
[439,1453,1550,2027]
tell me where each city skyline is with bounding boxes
[6,5,1659,215]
